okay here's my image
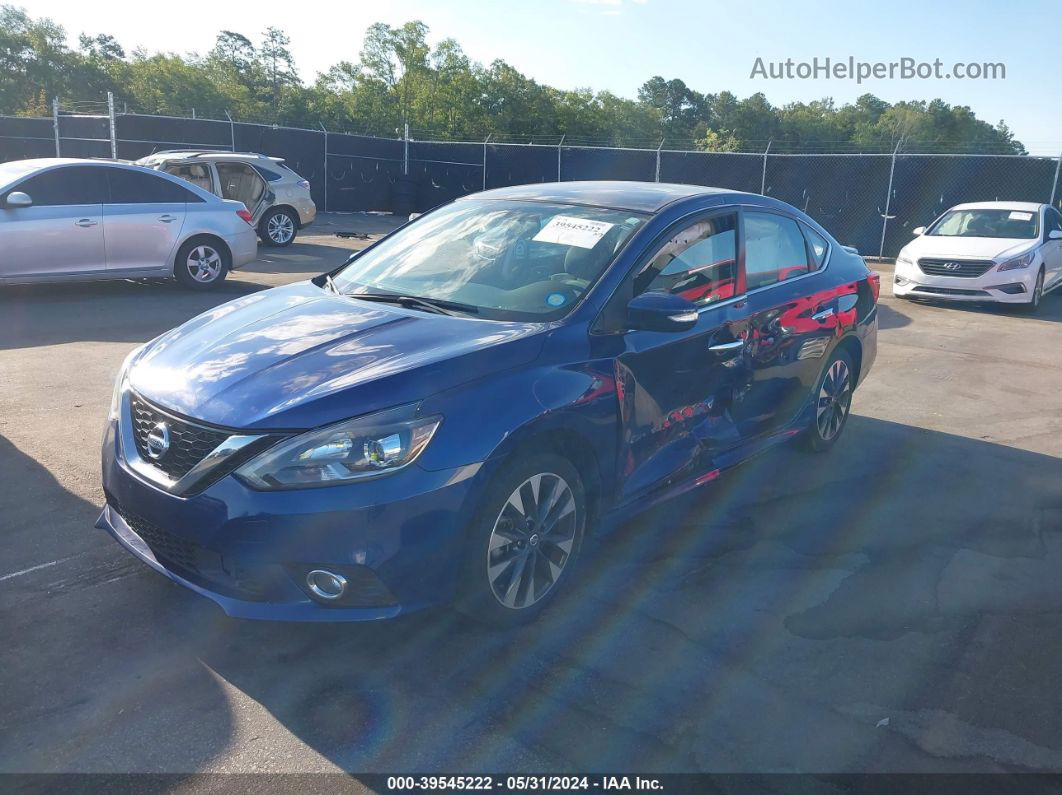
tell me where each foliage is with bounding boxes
[0,6,1027,155]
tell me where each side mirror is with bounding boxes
[1049,230,1062,240]
[5,191,32,209]
[627,291,698,333]
[911,226,925,236]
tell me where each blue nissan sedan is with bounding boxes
[98,181,878,626]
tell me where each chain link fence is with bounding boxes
[2,101,1060,258]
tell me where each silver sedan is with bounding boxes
[0,158,258,290]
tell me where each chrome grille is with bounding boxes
[917,258,994,278]
[129,394,229,481]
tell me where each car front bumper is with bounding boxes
[892,257,1039,303]
[98,419,483,621]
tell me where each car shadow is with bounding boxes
[0,432,233,775]
[245,241,354,275]
[179,416,1062,773]
[897,290,1062,323]
[875,302,912,330]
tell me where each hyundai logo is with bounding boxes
[941,262,963,271]
[145,422,170,459]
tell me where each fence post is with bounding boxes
[655,139,664,182]
[760,139,772,195]
[557,135,565,182]
[319,123,329,214]
[107,91,117,159]
[225,111,235,152]
[52,97,60,156]
[482,133,491,191]
[403,122,410,176]
[1051,151,1062,207]
[879,142,901,259]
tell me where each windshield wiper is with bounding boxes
[346,291,480,317]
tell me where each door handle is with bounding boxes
[811,307,835,322]
[158,214,176,223]
[708,339,744,352]
[74,218,98,227]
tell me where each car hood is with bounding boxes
[899,234,1036,262]
[129,281,547,429]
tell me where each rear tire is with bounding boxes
[173,238,229,290]
[259,207,297,247]
[799,348,855,453]
[456,452,586,627]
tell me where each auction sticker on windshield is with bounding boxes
[534,216,614,249]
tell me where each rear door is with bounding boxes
[1044,208,1062,287]
[0,165,107,279]
[215,161,269,223]
[613,210,751,504]
[102,167,193,273]
[731,209,849,439]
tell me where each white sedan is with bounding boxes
[893,201,1062,312]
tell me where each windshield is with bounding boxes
[330,199,646,321]
[929,208,1039,239]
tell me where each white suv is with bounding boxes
[137,151,316,247]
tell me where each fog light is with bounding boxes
[306,569,348,600]
[894,275,910,286]
[987,283,1026,295]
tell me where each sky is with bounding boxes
[23,0,1062,154]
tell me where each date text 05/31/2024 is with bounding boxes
[386,776,664,791]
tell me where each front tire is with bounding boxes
[457,452,586,627]
[259,208,297,247]
[173,238,229,290]
[800,349,855,453]
[1019,268,1044,314]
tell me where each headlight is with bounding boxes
[108,345,144,421]
[235,404,441,490]
[895,254,915,268]
[998,251,1035,272]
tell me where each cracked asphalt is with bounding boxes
[1,216,1061,774]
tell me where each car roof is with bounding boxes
[950,201,1043,212]
[465,180,754,213]
[0,157,220,201]
[138,151,280,163]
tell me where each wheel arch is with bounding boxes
[263,204,301,228]
[171,233,231,274]
[833,333,863,385]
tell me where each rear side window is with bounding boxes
[254,165,284,182]
[743,212,813,290]
[106,168,202,204]
[636,213,738,306]
[801,224,830,270]
[8,166,107,206]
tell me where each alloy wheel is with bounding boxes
[267,212,295,244]
[187,245,222,283]
[816,359,852,441]
[486,472,577,610]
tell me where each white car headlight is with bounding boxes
[235,404,441,490]
[998,251,1036,272]
[895,254,915,269]
[108,344,145,421]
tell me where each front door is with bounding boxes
[102,167,190,273]
[0,165,107,279]
[614,211,751,504]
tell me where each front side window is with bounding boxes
[331,199,646,321]
[929,209,1039,240]
[163,163,214,194]
[1046,208,1062,234]
[106,168,201,204]
[634,213,738,305]
[744,212,813,290]
[9,166,107,206]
